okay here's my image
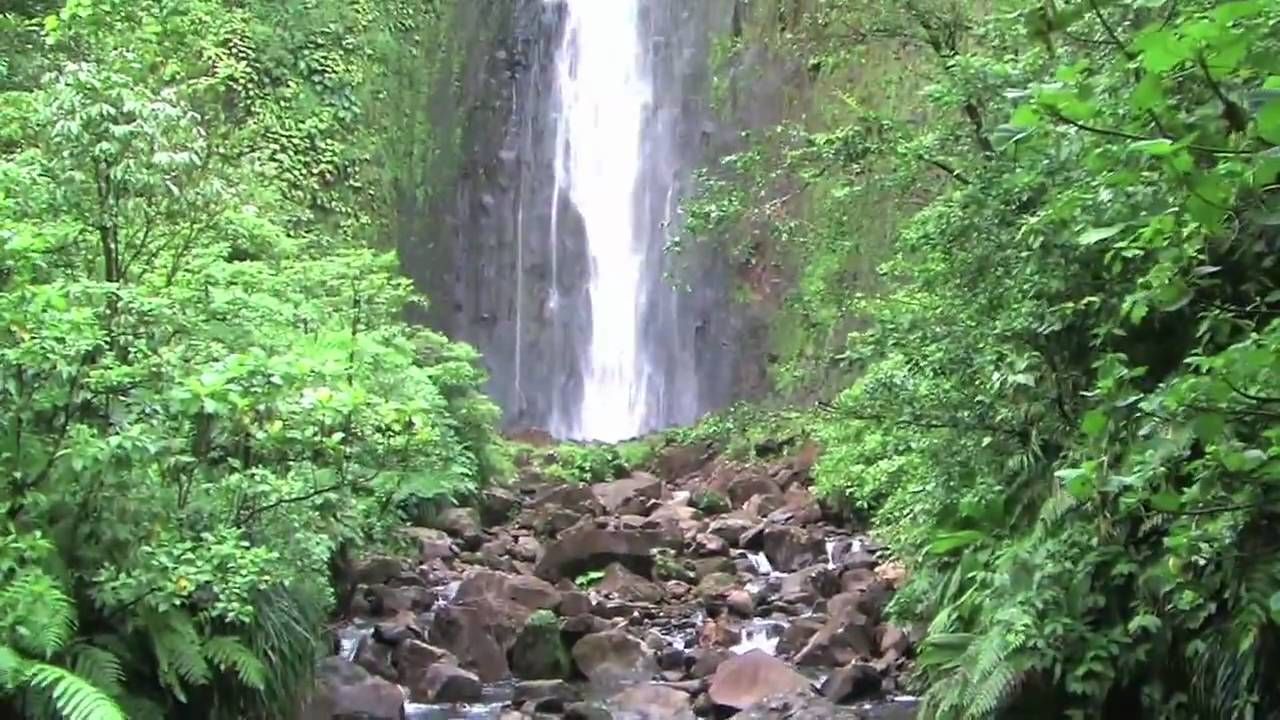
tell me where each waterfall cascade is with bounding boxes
[404,0,756,440]
[549,0,654,441]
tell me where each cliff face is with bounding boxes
[397,0,803,434]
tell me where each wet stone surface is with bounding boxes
[311,441,919,720]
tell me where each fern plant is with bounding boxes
[0,530,125,720]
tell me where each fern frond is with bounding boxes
[150,611,210,701]
[0,572,77,658]
[204,636,266,690]
[23,660,126,720]
[69,643,125,697]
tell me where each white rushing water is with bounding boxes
[550,0,654,441]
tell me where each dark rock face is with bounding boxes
[409,663,483,703]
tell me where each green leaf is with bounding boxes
[1150,491,1181,513]
[1082,409,1109,438]
[1257,100,1280,144]
[1129,138,1176,156]
[926,530,987,556]
[1077,225,1125,246]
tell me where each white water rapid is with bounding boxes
[549,0,654,441]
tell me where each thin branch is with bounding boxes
[1224,378,1280,405]
[1049,112,1258,155]
[1086,0,1136,60]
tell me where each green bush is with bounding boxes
[0,1,504,717]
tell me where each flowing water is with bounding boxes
[549,0,652,441]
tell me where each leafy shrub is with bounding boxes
[0,1,504,717]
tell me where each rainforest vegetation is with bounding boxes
[3,0,1280,719]
[682,0,1280,717]
[0,1,506,718]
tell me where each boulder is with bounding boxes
[302,657,404,720]
[454,569,561,612]
[408,663,482,703]
[352,636,395,682]
[726,474,783,508]
[742,493,787,519]
[592,473,664,514]
[513,679,581,707]
[429,599,530,681]
[653,441,713,480]
[512,535,543,562]
[596,562,665,604]
[779,566,839,606]
[525,504,584,536]
[393,640,455,684]
[735,693,842,720]
[353,556,403,586]
[878,624,911,659]
[560,590,594,617]
[820,662,880,703]
[707,650,813,710]
[402,527,455,562]
[692,533,729,557]
[688,649,731,678]
[535,525,680,581]
[762,526,824,573]
[434,508,484,551]
[481,486,520,525]
[694,572,737,601]
[571,629,656,684]
[840,568,893,622]
[608,683,696,720]
[776,616,824,658]
[706,517,757,546]
[690,557,736,582]
[532,484,604,515]
[794,594,876,667]
[725,589,755,617]
[367,584,433,615]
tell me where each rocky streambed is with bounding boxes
[303,443,918,720]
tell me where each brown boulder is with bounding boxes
[571,629,656,684]
[707,650,813,710]
[532,484,604,515]
[434,507,483,547]
[706,516,758,547]
[596,562,666,604]
[762,526,824,573]
[608,683,695,720]
[408,663,482,703]
[301,658,404,720]
[727,474,783,508]
[454,569,561,612]
[592,472,665,514]
[401,528,455,562]
[794,594,876,667]
[535,525,680,581]
[820,662,880,703]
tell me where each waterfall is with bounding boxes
[549,0,653,441]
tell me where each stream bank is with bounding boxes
[303,441,918,719]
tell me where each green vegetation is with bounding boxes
[572,570,606,589]
[520,441,643,485]
[684,0,1280,716]
[0,1,505,718]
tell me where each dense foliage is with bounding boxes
[0,1,506,718]
[685,0,1280,717]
